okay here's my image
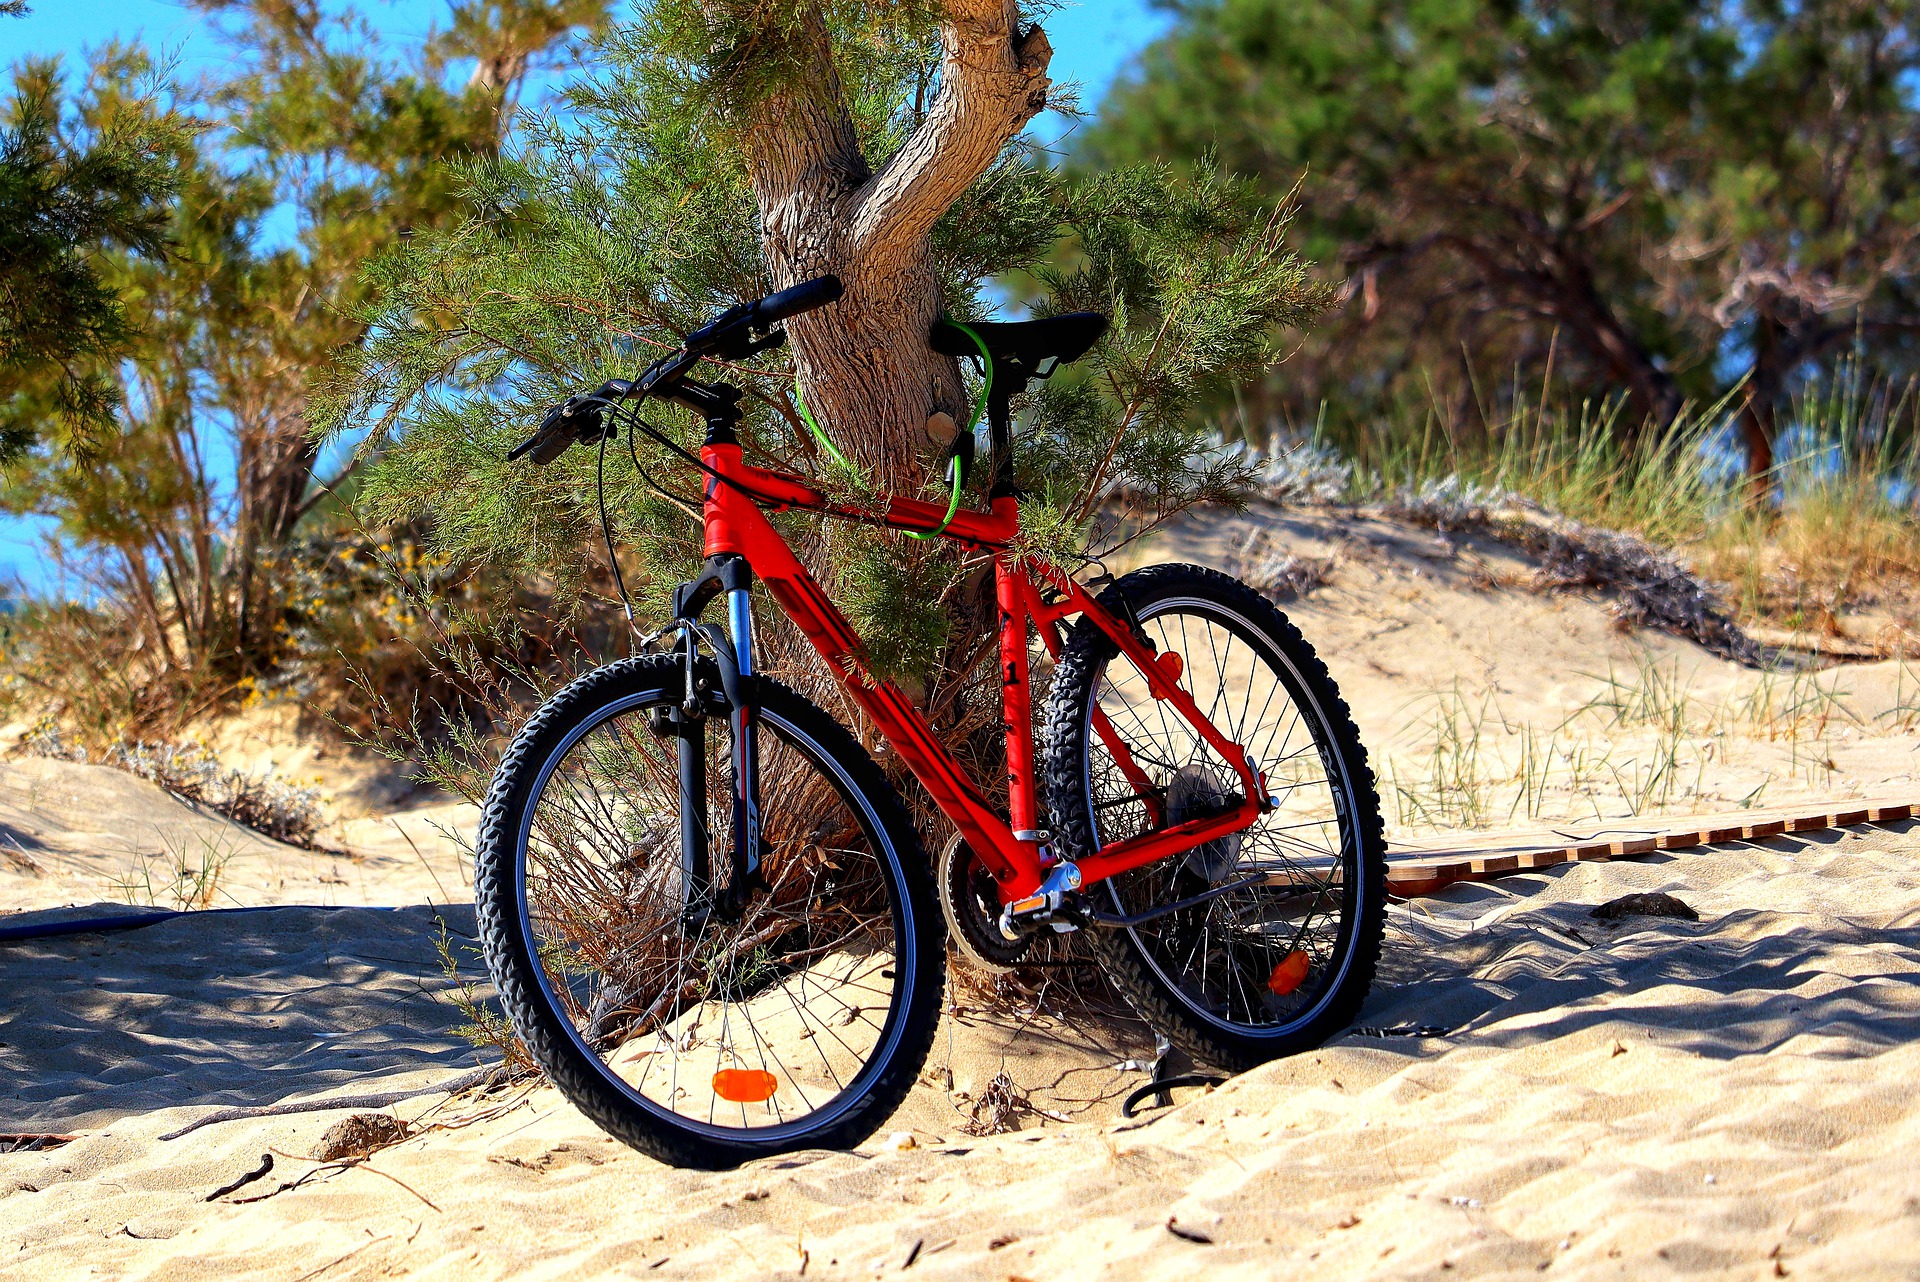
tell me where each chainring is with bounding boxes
[936,833,1033,973]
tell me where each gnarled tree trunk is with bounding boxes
[738,2,1052,483]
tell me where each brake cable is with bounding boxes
[595,422,636,626]
[789,318,993,541]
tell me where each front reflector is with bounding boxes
[712,1068,779,1103]
[1267,950,1310,996]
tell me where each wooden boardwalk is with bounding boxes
[1385,798,1918,896]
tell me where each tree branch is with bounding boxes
[846,1,1051,266]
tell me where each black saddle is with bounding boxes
[930,312,1109,381]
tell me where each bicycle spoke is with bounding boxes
[1084,599,1360,1031]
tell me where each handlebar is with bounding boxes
[509,274,844,463]
[751,275,844,326]
[683,273,843,359]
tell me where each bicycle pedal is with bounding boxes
[997,862,1084,939]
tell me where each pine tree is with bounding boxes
[0,41,188,459]
[1086,0,1920,482]
[325,1,1328,731]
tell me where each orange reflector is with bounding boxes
[712,1069,779,1103]
[1268,950,1310,996]
[1150,650,1184,699]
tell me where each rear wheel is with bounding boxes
[1041,563,1386,1070]
[475,656,943,1168]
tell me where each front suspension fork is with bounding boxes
[722,584,763,891]
[667,558,763,919]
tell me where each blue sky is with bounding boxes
[0,0,1171,591]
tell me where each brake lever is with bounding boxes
[507,378,635,464]
[736,327,786,358]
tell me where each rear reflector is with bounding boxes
[1150,651,1185,699]
[712,1068,779,1103]
[1267,950,1310,996]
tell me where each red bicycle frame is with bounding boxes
[695,436,1271,907]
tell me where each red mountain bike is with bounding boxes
[475,276,1386,1168]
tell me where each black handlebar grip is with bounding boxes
[750,275,844,325]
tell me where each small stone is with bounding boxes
[880,1131,918,1152]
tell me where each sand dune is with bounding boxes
[5,823,1918,1279]
[1148,504,1920,831]
[6,504,1920,1278]
[0,755,473,916]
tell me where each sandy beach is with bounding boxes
[2,821,1917,1279]
[5,505,1920,1279]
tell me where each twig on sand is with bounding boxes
[204,1152,274,1201]
[335,1157,441,1212]
[159,1065,504,1141]
[235,1147,444,1212]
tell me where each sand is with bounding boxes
[1146,504,1920,831]
[4,823,1918,1279]
[0,756,473,916]
[5,502,1920,1278]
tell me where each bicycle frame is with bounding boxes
[689,433,1272,907]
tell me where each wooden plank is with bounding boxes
[1382,795,1918,898]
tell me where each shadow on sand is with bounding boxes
[0,903,485,1131]
[1362,828,1920,1062]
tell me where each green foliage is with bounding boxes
[831,523,953,683]
[1086,0,1920,477]
[0,49,189,458]
[1017,165,1331,559]
[636,0,942,125]
[328,10,1326,688]
[0,1,606,741]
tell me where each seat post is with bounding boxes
[987,367,1021,500]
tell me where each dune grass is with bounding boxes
[1295,357,1920,633]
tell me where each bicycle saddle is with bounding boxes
[930,312,1109,378]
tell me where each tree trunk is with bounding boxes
[737,2,1052,483]
[1737,312,1788,506]
[1540,249,1683,435]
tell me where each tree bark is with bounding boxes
[1737,312,1785,505]
[738,1,1051,485]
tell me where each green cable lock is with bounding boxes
[793,319,993,540]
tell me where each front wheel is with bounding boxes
[1041,563,1386,1070]
[474,656,944,1168]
